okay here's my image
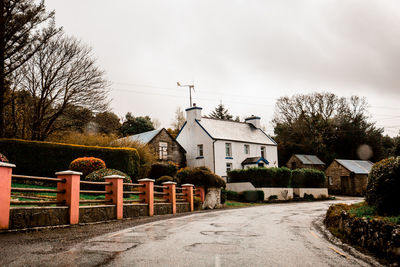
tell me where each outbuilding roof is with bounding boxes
[335,159,373,174]
[294,154,325,165]
[120,129,161,144]
[196,118,277,145]
[242,157,270,165]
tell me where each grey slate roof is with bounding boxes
[197,117,277,145]
[336,159,373,174]
[242,157,270,165]
[121,129,161,144]
[295,154,325,165]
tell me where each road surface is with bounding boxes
[61,198,378,267]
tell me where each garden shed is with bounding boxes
[286,154,325,171]
[325,159,373,196]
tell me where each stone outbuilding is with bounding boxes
[286,154,325,171]
[119,128,186,166]
[325,159,373,196]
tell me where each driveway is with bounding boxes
[4,198,379,267]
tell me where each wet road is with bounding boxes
[64,198,377,267]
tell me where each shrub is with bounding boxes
[69,157,106,177]
[0,139,140,179]
[193,196,202,210]
[256,190,265,201]
[86,168,131,183]
[303,193,315,200]
[0,152,8,163]
[291,168,326,188]
[156,175,175,185]
[268,195,278,201]
[178,166,226,189]
[228,167,291,187]
[366,157,400,216]
[226,190,240,201]
[221,189,227,204]
[242,190,259,202]
[149,162,178,180]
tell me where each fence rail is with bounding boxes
[12,174,65,183]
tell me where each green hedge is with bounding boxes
[228,167,292,187]
[291,168,326,188]
[0,139,140,180]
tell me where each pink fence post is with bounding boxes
[0,162,16,229]
[162,181,176,214]
[56,170,82,225]
[182,184,194,212]
[138,178,154,216]
[196,186,205,203]
[105,175,124,220]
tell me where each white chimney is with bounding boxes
[245,115,261,128]
[186,104,202,122]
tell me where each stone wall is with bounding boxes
[123,204,148,218]
[154,203,173,215]
[325,205,400,263]
[9,207,69,229]
[79,205,116,223]
[176,202,190,213]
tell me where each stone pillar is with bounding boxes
[138,178,154,216]
[105,175,124,220]
[163,181,176,214]
[0,162,16,229]
[56,170,82,225]
[182,184,194,212]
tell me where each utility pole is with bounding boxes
[177,82,195,107]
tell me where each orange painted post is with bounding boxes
[0,162,16,229]
[138,178,154,216]
[105,175,124,220]
[56,171,82,225]
[182,184,194,212]
[196,186,206,203]
[162,182,176,214]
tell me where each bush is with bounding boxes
[149,162,178,180]
[225,190,240,201]
[366,157,400,216]
[69,157,106,177]
[156,175,175,185]
[0,152,8,163]
[178,166,226,189]
[256,190,265,201]
[228,167,291,187]
[221,189,227,204]
[86,168,131,183]
[0,138,140,179]
[268,195,278,201]
[291,168,326,188]
[242,190,259,202]
[303,193,315,200]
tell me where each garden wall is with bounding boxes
[256,188,293,200]
[293,188,328,198]
[325,205,400,263]
[226,182,255,192]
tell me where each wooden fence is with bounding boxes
[0,162,205,230]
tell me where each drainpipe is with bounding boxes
[212,139,217,173]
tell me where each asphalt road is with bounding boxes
[3,198,381,267]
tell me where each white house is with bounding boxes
[176,105,278,179]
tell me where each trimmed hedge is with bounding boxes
[86,168,131,183]
[155,175,175,185]
[291,168,326,188]
[149,162,178,180]
[228,167,292,187]
[366,157,400,216]
[69,157,106,177]
[177,166,226,189]
[0,139,140,179]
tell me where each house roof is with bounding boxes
[123,129,161,144]
[196,117,277,145]
[294,154,325,165]
[242,157,270,165]
[335,159,373,174]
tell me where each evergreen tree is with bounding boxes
[209,103,233,120]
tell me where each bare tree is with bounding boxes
[15,33,109,140]
[171,107,185,131]
[0,0,59,136]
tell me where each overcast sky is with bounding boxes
[45,0,400,136]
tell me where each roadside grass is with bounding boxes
[348,202,400,225]
[225,200,266,208]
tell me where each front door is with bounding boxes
[340,176,350,195]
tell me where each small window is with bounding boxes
[258,162,264,168]
[226,163,232,173]
[328,176,333,185]
[159,142,168,160]
[197,144,203,157]
[244,144,250,155]
[261,146,266,158]
[225,143,232,157]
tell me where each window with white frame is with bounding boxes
[159,142,168,160]
[244,144,250,155]
[226,163,232,173]
[225,143,232,157]
[261,146,266,158]
[197,144,203,157]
